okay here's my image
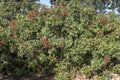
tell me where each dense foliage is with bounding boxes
[0,0,120,79]
[50,0,120,13]
[0,0,39,27]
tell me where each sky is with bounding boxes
[39,0,51,7]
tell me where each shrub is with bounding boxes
[0,0,120,79]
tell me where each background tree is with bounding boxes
[50,0,120,13]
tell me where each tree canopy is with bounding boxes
[50,0,120,13]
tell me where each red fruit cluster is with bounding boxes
[40,36,51,49]
[103,56,110,64]
[12,45,17,51]
[26,10,38,21]
[9,20,17,27]
[99,18,106,24]
[60,6,68,16]
[0,40,6,45]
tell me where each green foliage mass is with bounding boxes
[0,0,120,79]
[50,0,120,13]
[0,0,39,27]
